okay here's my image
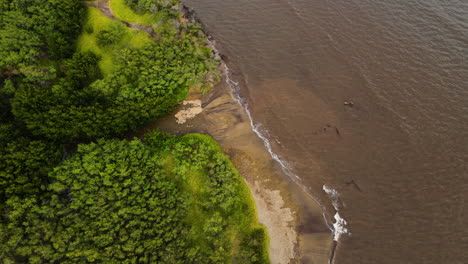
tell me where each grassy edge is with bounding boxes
[76,7,154,75]
[106,0,222,92]
[181,134,270,262]
[109,0,159,26]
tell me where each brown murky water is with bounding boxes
[179,0,468,263]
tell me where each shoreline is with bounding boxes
[138,81,300,263]
[145,2,333,262]
[137,75,332,263]
[84,2,298,261]
[92,0,334,261]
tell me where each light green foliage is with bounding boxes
[12,36,211,141]
[110,0,164,25]
[77,7,152,75]
[114,0,221,84]
[121,0,179,37]
[109,38,212,102]
[95,24,125,47]
[145,132,270,263]
[0,196,51,264]
[8,4,217,141]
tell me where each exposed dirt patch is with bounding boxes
[175,100,203,124]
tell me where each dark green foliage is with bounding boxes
[125,0,178,16]
[1,139,188,263]
[84,23,94,34]
[10,50,110,140]
[96,24,124,47]
[12,38,212,141]
[143,129,176,148]
[0,136,269,263]
[62,51,102,88]
[0,79,14,95]
[239,228,270,264]
[1,0,217,143]
[0,80,62,204]
[0,136,61,202]
[0,80,14,122]
[0,0,84,71]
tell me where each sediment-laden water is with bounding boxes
[180,0,467,263]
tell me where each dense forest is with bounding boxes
[0,0,269,263]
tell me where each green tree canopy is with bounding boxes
[12,38,213,141]
[124,0,178,15]
[0,0,84,71]
[1,139,188,263]
[0,135,61,202]
[0,134,269,264]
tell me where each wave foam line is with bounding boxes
[218,62,336,231]
[197,20,337,263]
[204,29,303,185]
[323,185,351,241]
[222,63,300,182]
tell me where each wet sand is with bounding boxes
[136,78,333,264]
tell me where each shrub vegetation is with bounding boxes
[0,133,269,263]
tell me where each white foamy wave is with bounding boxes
[212,41,330,233]
[333,212,349,241]
[323,185,351,241]
[221,63,301,182]
[323,184,340,210]
[323,184,339,200]
[208,38,303,183]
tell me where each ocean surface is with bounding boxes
[181,0,468,263]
